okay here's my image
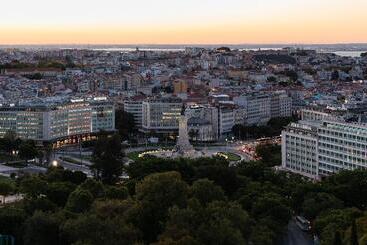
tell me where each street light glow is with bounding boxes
[52,160,58,167]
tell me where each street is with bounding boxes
[280,219,314,245]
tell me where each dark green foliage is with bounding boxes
[135,171,188,242]
[23,211,64,245]
[46,182,77,207]
[18,140,39,161]
[255,144,281,167]
[91,134,124,184]
[350,220,359,245]
[302,192,344,219]
[105,185,129,200]
[1,155,367,245]
[65,188,94,213]
[0,207,26,243]
[115,109,137,139]
[232,116,297,140]
[332,231,342,245]
[190,179,226,205]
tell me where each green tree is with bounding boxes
[92,134,124,184]
[190,179,226,206]
[115,109,136,139]
[105,185,129,200]
[135,171,188,242]
[332,231,342,245]
[160,201,251,245]
[0,207,26,243]
[23,211,64,245]
[18,140,39,161]
[20,176,48,199]
[79,178,105,198]
[302,192,344,219]
[46,182,76,207]
[60,213,141,245]
[350,220,359,245]
[65,188,94,213]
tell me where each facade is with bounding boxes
[173,80,188,95]
[282,118,367,180]
[141,97,183,134]
[218,105,236,137]
[271,91,292,118]
[234,91,292,126]
[0,98,115,142]
[188,117,214,142]
[123,99,143,128]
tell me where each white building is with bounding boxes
[282,118,367,180]
[141,97,182,134]
[0,98,115,142]
[123,99,143,128]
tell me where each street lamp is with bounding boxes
[52,160,58,167]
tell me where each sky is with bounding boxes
[1,0,367,45]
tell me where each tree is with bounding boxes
[115,109,136,139]
[332,231,342,245]
[20,176,48,199]
[79,178,105,198]
[190,179,226,206]
[92,134,124,184]
[0,182,14,204]
[0,207,26,243]
[60,213,141,245]
[255,144,281,167]
[23,211,64,245]
[350,220,359,245]
[160,201,251,245]
[65,188,94,213]
[46,182,76,207]
[105,185,129,200]
[18,140,39,161]
[135,171,188,242]
[302,192,344,219]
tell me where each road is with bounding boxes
[280,219,314,245]
[56,157,93,176]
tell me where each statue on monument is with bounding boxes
[173,104,195,155]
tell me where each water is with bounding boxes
[332,51,365,57]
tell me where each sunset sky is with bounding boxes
[1,0,367,45]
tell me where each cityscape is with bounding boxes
[0,0,367,245]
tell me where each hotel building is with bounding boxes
[282,112,367,180]
[0,98,115,145]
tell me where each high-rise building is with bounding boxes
[282,113,367,180]
[141,97,182,134]
[0,98,115,143]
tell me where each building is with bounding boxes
[141,97,183,134]
[282,115,367,180]
[234,91,292,126]
[271,91,292,118]
[234,92,271,126]
[188,117,214,142]
[173,80,188,95]
[123,99,143,128]
[0,98,115,144]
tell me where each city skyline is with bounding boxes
[1,0,367,45]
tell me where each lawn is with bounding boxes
[0,175,15,185]
[127,151,143,161]
[217,152,242,161]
